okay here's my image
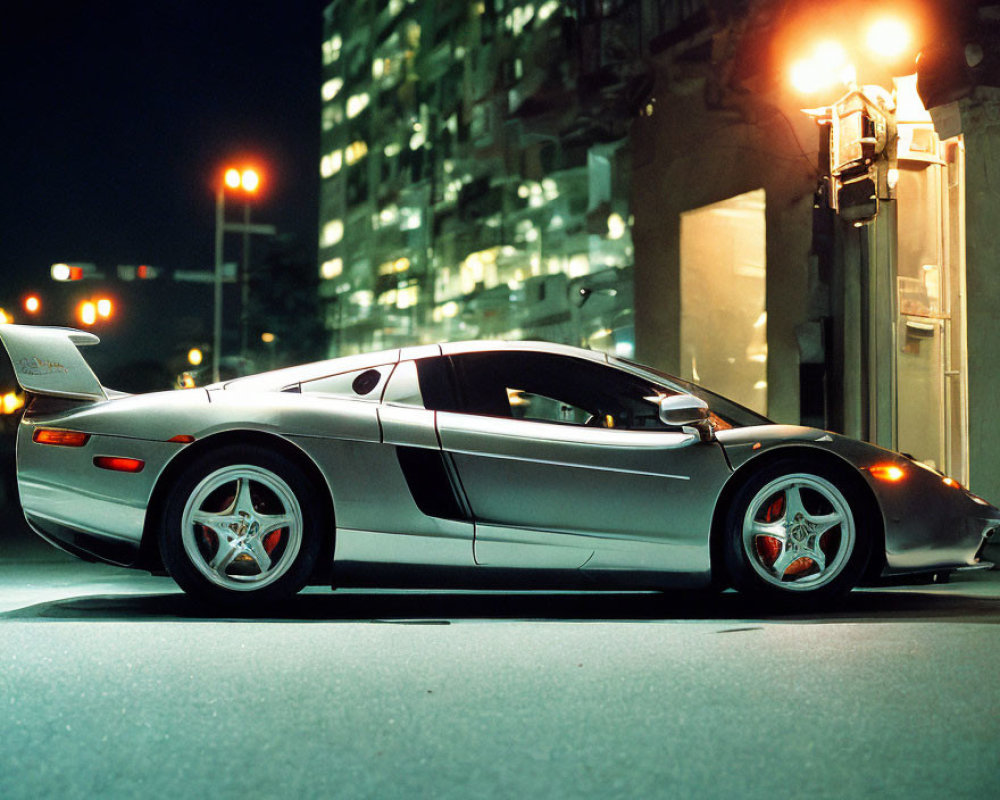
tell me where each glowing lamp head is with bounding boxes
[224,166,261,193]
[24,295,41,314]
[241,168,260,193]
[866,18,911,60]
[790,58,823,94]
[2,392,23,415]
[789,40,855,94]
[78,301,97,326]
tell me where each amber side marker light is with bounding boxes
[33,429,90,447]
[93,456,145,473]
[168,434,196,444]
[868,464,906,482]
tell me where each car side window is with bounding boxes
[416,355,459,411]
[383,360,424,407]
[430,351,677,429]
[300,365,392,400]
[508,389,591,425]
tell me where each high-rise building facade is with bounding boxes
[318,0,637,358]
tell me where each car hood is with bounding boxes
[717,424,1000,513]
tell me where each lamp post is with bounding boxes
[213,166,273,383]
[790,15,918,449]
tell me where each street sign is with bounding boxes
[174,263,238,283]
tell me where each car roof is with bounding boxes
[437,339,609,365]
[221,340,610,393]
[220,347,405,392]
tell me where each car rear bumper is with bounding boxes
[15,427,186,565]
[24,512,141,567]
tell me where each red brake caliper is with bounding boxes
[263,530,284,555]
[756,493,785,566]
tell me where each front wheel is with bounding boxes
[159,445,325,607]
[722,460,871,604]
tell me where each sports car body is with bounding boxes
[1,324,996,606]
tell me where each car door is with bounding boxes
[376,356,476,568]
[424,349,732,572]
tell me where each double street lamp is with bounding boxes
[789,15,918,225]
[213,165,275,383]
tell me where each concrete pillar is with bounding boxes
[961,88,1000,501]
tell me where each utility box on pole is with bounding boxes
[829,87,895,225]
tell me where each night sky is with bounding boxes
[0,0,327,304]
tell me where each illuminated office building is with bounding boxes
[319,1,636,358]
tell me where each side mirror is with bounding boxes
[658,394,715,442]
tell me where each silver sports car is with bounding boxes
[1,324,996,607]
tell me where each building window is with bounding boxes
[680,189,767,414]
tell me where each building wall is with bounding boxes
[631,72,819,424]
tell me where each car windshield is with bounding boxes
[608,356,773,429]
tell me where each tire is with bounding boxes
[722,459,871,605]
[158,444,325,607]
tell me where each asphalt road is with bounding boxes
[1,518,998,799]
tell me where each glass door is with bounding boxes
[894,117,968,482]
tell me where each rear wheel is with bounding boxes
[159,445,325,607]
[723,460,871,604]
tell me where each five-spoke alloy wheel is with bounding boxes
[723,459,871,603]
[159,445,326,606]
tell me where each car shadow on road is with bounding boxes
[2,586,998,624]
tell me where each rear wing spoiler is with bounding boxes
[0,324,106,402]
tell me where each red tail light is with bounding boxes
[93,456,145,473]
[33,428,90,447]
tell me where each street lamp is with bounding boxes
[213,164,274,383]
[788,17,915,98]
[866,18,912,61]
[76,296,114,327]
[78,301,97,326]
[790,17,918,225]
